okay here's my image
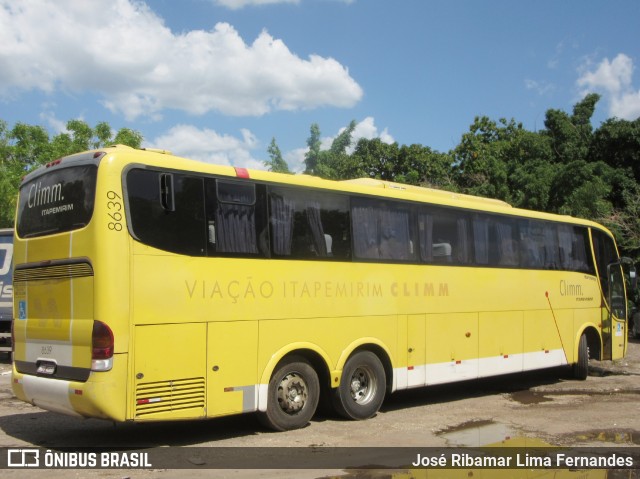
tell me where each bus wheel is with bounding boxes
[573,333,589,380]
[258,356,319,432]
[333,351,386,420]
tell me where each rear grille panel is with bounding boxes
[14,261,94,282]
[135,377,205,417]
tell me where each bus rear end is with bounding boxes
[11,150,128,420]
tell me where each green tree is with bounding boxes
[452,116,518,201]
[601,190,640,263]
[264,137,290,173]
[396,143,455,189]
[112,127,143,148]
[315,120,357,179]
[0,119,143,228]
[348,139,455,189]
[304,123,322,175]
[543,93,599,164]
[350,138,398,181]
[590,116,640,182]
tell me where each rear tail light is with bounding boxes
[91,321,114,371]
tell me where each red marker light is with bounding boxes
[234,167,250,179]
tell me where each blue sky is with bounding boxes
[1,0,639,172]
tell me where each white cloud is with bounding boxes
[351,116,394,145]
[0,0,363,120]
[213,0,300,9]
[577,53,640,120]
[38,108,68,135]
[147,124,265,169]
[146,116,392,173]
[212,0,354,8]
[328,117,394,153]
[284,147,309,174]
[524,79,554,96]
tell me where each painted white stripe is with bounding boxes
[22,375,81,417]
[249,349,570,411]
[257,384,269,412]
[394,349,568,391]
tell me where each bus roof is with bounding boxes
[69,145,607,232]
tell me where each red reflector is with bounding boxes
[92,321,114,360]
[234,167,250,179]
[455,360,462,364]
[503,355,509,358]
[137,399,149,405]
[407,366,414,371]
[224,387,234,392]
[45,159,62,168]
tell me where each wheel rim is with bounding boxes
[349,365,377,405]
[276,372,308,415]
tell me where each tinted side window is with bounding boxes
[205,179,269,256]
[472,214,519,267]
[592,229,619,296]
[558,225,594,274]
[519,220,559,269]
[419,206,470,264]
[127,169,206,256]
[269,186,350,260]
[352,198,416,262]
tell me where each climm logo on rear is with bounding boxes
[27,181,63,208]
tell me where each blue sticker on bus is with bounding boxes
[18,301,26,320]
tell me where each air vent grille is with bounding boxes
[135,377,205,417]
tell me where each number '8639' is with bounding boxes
[107,191,123,231]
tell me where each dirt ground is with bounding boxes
[0,339,638,478]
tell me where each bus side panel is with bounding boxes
[406,314,426,388]
[478,311,524,377]
[206,320,258,417]
[132,323,206,421]
[523,310,566,370]
[425,313,478,385]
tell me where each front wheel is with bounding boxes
[573,333,589,380]
[333,351,386,420]
[258,356,319,431]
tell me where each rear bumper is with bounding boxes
[11,353,127,421]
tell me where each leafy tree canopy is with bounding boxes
[0,119,142,227]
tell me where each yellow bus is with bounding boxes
[11,145,633,431]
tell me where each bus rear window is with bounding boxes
[16,165,98,238]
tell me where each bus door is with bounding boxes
[591,229,627,360]
[607,262,628,360]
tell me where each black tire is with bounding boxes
[332,351,386,420]
[257,356,319,432]
[573,333,589,380]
